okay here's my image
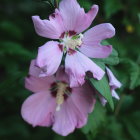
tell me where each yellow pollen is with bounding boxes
[56,82,67,111]
[62,34,83,51]
[65,38,82,50]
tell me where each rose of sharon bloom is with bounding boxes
[99,67,122,106]
[32,0,115,87]
[21,60,96,136]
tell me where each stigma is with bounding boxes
[56,82,68,111]
[61,33,83,52]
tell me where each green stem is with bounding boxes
[114,94,125,116]
[55,0,59,8]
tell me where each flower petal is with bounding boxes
[52,96,90,136]
[36,41,63,76]
[29,59,41,77]
[21,92,56,127]
[25,76,55,93]
[32,12,64,39]
[106,67,122,90]
[55,66,69,83]
[59,0,98,33]
[65,51,105,87]
[98,94,107,106]
[79,44,112,58]
[82,23,115,45]
[71,82,96,115]
[112,90,120,100]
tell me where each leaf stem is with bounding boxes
[55,0,59,8]
[114,94,125,116]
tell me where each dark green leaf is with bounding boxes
[81,102,106,135]
[89,61,114,110]
[104,0,123,19]
[120,58,140,89]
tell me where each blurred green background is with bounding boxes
[0,0,140,140]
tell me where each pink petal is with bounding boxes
[112,90,120,100]
[36,41,63,76]
[21,91,56,127]
[83,23,115,45]
[79,44,112,58]
[29,59,41,77]
[59,0,98,33]
[25,76,55,93]
[106,67,122,90]
[79,23,115,58]
[71,82,96,115]
[55,66,69,83]
[65,51,105,87]
[98,94,107,106]
[52,96,91,136]
[32,12,65,39]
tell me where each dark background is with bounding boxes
[0,0,140,140]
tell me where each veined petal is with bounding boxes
[106,67,122,90]
[83,23,115,45]
[59,0,98,33]
[21,92,56,127]
[32,12,64,39]
[55,66,69,83]
[75,5,99,33]
[71,82,96,114]
[79,44,112,58]
[65,51,105,87]
[52,97,88,136]
[25,76,55,93]
[29,59,41,77]
[36,41,63,76]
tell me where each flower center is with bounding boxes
[60,33,83,54]
[50,81,72,111]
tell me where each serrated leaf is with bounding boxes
[89,61,114,110]
[120,58,140,89]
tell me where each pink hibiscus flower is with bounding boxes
[99,67,122,106]
[32,0,115,87]
[21,60,96,136]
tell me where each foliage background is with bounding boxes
[0,0,140,140]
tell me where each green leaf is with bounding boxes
[0,21,23,40]
[78,0,93,11]
[89,61,114,110]
[81,102,106,135]
[104,0,123,19]
[120,58,140,89]
[81,102,106,140]
[122,113,140,140]
[0,41,34,60]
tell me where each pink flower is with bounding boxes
[21,60,96,136]
[32,0,115,87]
[99,67,122,106]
